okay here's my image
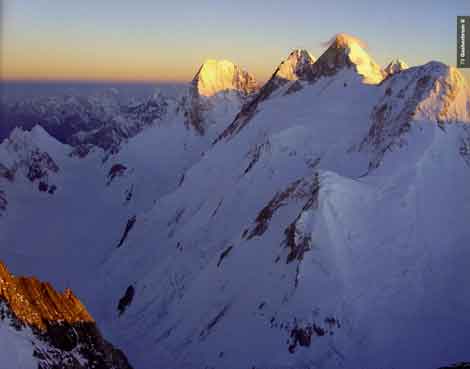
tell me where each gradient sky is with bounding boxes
[2,0,470,82]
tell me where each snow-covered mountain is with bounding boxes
[191,59,258,98]
[0,260,132,369]
[216,48,316,142]
[1,33,470,369]
[268,48,317,88]
[308,33,385,84]
[181,59,259,135]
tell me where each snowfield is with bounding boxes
[1,34,469,369]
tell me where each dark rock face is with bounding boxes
[38,181,49,192]
[34,321,133,369]
[117,215,137,248]
[107,163,127,185]
[26,149,59,182]
[0,190,7,214]
[283,175,320,264]
[117,285,135,316]
[0,261,133,369]
[438,364,470,369]
[0,163,15,181]
[288,326,313,353]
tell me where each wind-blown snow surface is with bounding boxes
[2,38,470,369]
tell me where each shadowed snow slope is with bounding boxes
[1,36,470,369]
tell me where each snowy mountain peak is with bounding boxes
[1,125,61,163]
[361,61,470,168]
[411,62,469,123]
[192,59,258,97]
[182,60,259,135]
[326,32,367,49]
[310,33,385,84]
[273,49,316,81]
[384,58,409,76]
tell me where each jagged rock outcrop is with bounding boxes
[272,49,316,83]
[0,262,93,331]
[0,261,133,369]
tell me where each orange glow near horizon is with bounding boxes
[1,53,274,84]
[1,37,273,83]
[2,0,468,84]
[2,49,192,83]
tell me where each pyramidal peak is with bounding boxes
[312,33,385,84]
[384,58,409,76]
[274,48,316,81]
[192,59,258,97]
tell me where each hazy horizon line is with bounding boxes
[1,78,189,85]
